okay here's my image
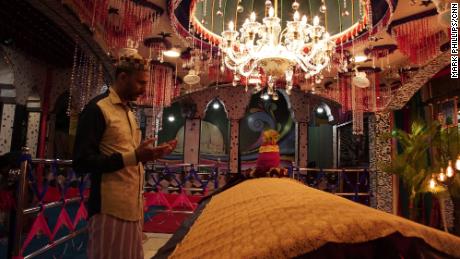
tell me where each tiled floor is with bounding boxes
[143,233,172,259]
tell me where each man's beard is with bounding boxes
[128,93,138,101]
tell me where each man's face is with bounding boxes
[119,70,148,101]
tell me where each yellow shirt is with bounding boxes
[73,88,144,221]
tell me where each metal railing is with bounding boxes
[143,163,227,215]
[145,162,229,193]
[290,165,371,203]
[7,151,371,257]
[8,148,88,259]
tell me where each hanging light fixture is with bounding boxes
[455,156,460,171]
[319,0,327,13]
[354,55,368,63]
[438,168,446,182]
[446,160,455,177]
[184,69,201,85]
[163,48,181,58]
[220,1,335,89]
[261,93,270,100]
[429,176,437,190]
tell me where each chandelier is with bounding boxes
[220,1,335,92]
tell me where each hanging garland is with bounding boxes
[391,15,445,65]
[68,0,159,51]
[67,44,107,114]
[137,61,179,140]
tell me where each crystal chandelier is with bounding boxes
[220,1,335,91]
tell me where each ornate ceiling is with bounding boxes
[191,0,370,44]
[4,0,453,112]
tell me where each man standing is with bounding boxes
[73,54,176,259]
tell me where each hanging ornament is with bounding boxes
[217,0,223,16]
[67,44,78,116]
[342,0,350,16]
[237,4,244,13]
[446,160,455,177]
[455,156,460,171]
[392,16,443,65]
[292,1,300,10]
[438,168,446,182]
[351,75,364,135]
[429,176,437,190]
[315,76,322,84]
[232,73,240,86]
[319,0,327,13]
[352,71,370,88]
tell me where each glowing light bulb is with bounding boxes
[228,21,234,31]
[168,115,175,122]
[313,16,320,26]
[212,102,220,109]
[319,4,327,13]
[269,7,274,18]
[293,11,300,21]
[447,161,454,177]
[439,170,446,182]
[250,12,256,22]
[316,107,324,114]
[439,173,446,182]
[456,156,460,170]
[429,178,436,190]
[301,15,307,24]
[261,93,270,100]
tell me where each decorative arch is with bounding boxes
[288,88,341,124]
[203,98,229,119]
[312,102,335,123]
[177,84,252,120]
[200,97,230,169]
[386,51,451,110]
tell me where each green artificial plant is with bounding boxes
[380,121,441,220]
[381,120,460,234]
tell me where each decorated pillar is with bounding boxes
[229,118,240,173]
[25,95,41,157]
[296,122,308,168]
[0,103,16,154]
[0,82,16,154]
[25,113,41,158]
[369,111,395,214]
[183,118,201,165]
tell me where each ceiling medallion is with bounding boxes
[220,1,335,93]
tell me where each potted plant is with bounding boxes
[381,120,460,235]
[380,121,441,221]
